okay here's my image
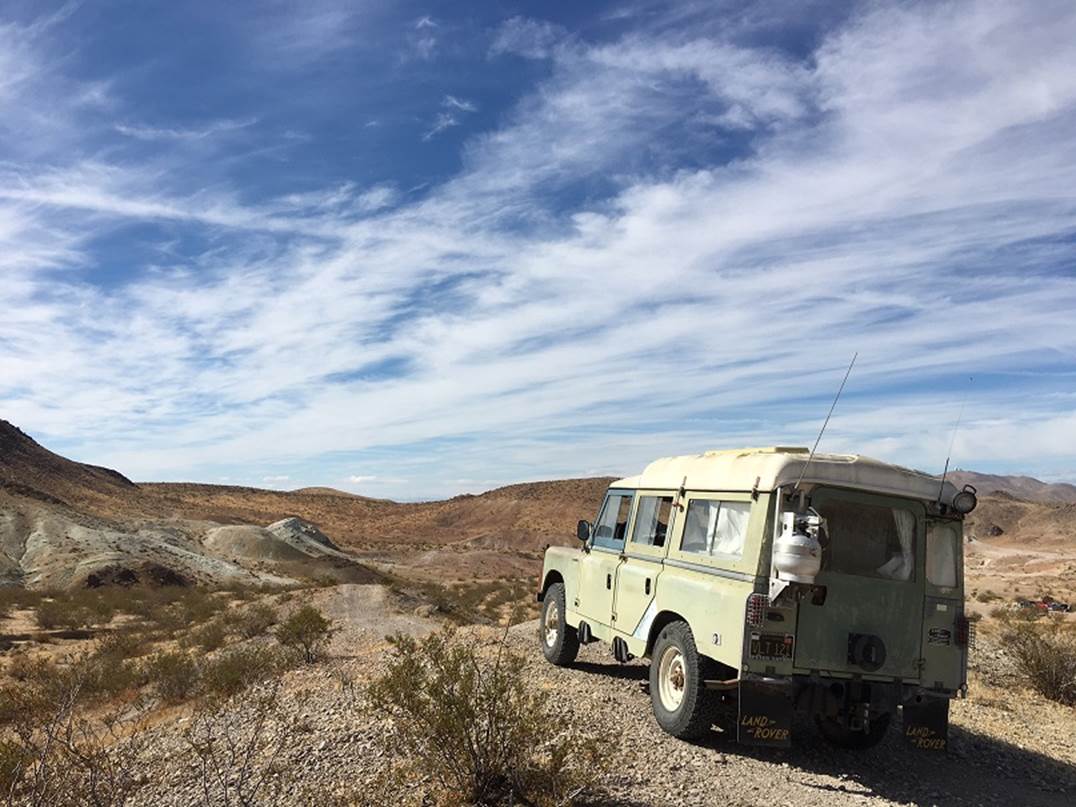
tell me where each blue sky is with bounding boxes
[3,0,1076,499]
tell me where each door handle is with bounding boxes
[645,578,651,596]
[606,573,612,590]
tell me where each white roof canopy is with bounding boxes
[612,447,959,506]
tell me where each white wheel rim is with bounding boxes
[544,600,559,648]
[658,645,686,712]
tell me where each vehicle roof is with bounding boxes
[612,446,960,505]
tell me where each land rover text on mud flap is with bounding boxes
[537,448,976,750]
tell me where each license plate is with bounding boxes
[750,632,793,659]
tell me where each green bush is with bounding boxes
[366,629,601,806]
[144,651,200,703]
[274,605,333,663]
[202,645,286,698]
[1002,618,1076,706]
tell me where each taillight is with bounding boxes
[746,593,769,628]
[955,615,976,648]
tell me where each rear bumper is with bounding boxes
[734,673,953,750]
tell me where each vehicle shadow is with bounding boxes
[690,716,1076,807]
[571,658,1075,807]
[570,659,648,681]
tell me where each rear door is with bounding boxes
[577,490,633,627]
[794,489,924,680]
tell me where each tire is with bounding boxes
[649,621,716,740]
[816,711,892,749]
[540,583,579,666]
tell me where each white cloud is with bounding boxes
[490,16,566,59]
[114,118,257,141]
[422,112,460,140]
[442,95,476,113]
[4,1,1076,496]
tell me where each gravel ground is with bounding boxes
[128,615,1075,807]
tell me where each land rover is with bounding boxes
[537,447,975,750]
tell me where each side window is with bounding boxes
[926,522,959,588]
[630,495,674,548]
[593,493,633,551]
[680,500,750,557]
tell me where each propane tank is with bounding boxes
[773,509,823,584]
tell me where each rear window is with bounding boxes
[926,521,959,588]
[815,498,917,581]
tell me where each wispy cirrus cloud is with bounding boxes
[3,1,1076,499]
[114,117,257,141]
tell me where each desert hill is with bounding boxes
[0,420,136,508]
[947,469,1076,504]
[4,416,1074,593]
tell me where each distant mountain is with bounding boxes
[947,470,1076,504]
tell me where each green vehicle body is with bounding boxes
[537,447,973,750]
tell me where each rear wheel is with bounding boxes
[540,583,578,666]
[649,621,716,740]
[816,712,891,749]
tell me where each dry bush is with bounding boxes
[274,606,333,663]
[226,603,279,639]
[143,651,201,703]
[33,599,71,631]
[1002,617,1076,706]
[93,629,151,663]
[202,645,288,699]
[0,670,156,806]
[976,590,1001,603]
[366,628,601,807]
[189,620,228,652]
[184,681,296,806]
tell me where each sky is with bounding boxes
[2,0,1076,500]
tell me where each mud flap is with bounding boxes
[902,695,949,751]
[737,678,792,747]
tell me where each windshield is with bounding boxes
[814,495,918,582]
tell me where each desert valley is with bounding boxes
[0,418,1074,805]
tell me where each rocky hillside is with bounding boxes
[0,420,136,509]
[948,469,1076,503]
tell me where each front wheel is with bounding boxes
[649,621,716,740]
[816,712,891,749]
[540,583,579,666]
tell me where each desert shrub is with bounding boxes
[94,629,152,663]
[184,681,296,805]
[0,672,155,805]
[202,645,287,699]
[144,651,201,703]
[34,598,71,630]
[191,620,228,652]
[366,628,601,807]
[274,605,333,663]
[227,603,279,639]
[989,606,1009,619]
[1002,618,1076,706]
[976,590,1001,603]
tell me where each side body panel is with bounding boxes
[540,546,583,618]
[620,491,770,668]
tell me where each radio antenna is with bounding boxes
[793,352,857,493]
[938,377,973,503]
